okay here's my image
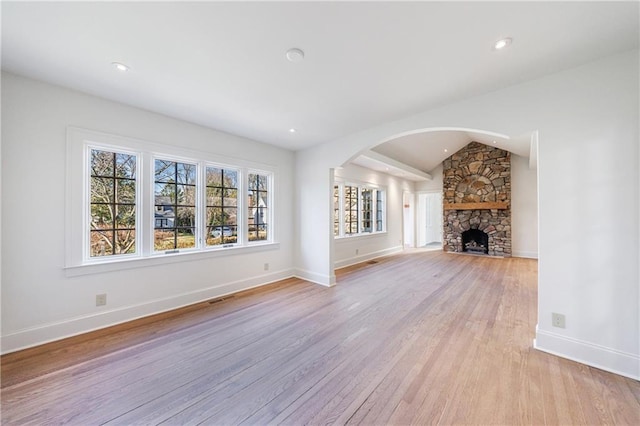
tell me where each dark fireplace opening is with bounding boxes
[462,229,489,255]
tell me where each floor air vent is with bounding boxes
[208,296,234,305]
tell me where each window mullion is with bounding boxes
[198,161,205,248]
[238,168,247,245]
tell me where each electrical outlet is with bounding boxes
[264,263,269,271]
[96,294,107,307]
[552,312,565,328]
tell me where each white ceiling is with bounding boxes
[370,129,523,174]
[2,2,638,154]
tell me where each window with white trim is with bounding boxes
[344,185,359,235]
[205,167,238,246]
[66,127,276,271]
[248,173,270,242]
[89,148,138,257]
[333,181,386,238]
[154,158,198,251]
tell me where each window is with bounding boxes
[333,181,386,238]
[154,159,197,251]
[66,127,277,272]
[344,185,358,235]
[333,185,340,236]
[248,173,269,242]
[206,167,238,246]
[89,149,138,257]
[376,189,384,232]
[361,189,372,233]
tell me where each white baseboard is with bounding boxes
[334,245,403,269]
[534,326,639,380]
[1,269,295,355]
[512,250,539,259]
[293,268,336,287]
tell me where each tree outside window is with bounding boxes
[154,159,197,251]
[344,185,359,235]
[89,149,137,257]
[206,167,238,246]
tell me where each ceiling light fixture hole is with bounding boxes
[493,37,512,50]
[112,62,129,72]
[286,48,305,63]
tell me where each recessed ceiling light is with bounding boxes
[112,62,129,72]
[286,48,305,63]
[493,37,512,51]
[444,149,448,153]
[493,140,497,144]
[289,128,297,133]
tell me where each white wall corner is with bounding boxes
[534,326,640,381]
[294,268,336,287]
[1,268,296,355]
[512,250,539,259]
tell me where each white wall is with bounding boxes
[333,164,411,268]
[415,164,443,192]
[511,154,538,258]
[294,50,639,379]
[1,72,295,353]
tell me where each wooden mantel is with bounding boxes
[443,202,508,210]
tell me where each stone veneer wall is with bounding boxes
[442,141,511,256]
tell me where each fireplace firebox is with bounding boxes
[461,229,489,255]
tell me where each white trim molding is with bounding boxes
[294,269,336,287]
[534,326,640,381]
[512,250,538,259]
[334,245,403,269]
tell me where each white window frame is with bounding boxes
[333,179,387,239]
[66,127,278,276]
[203,163,242,249]
[84,144,142,262]
[150,154,201,254]
[247,169,274,245]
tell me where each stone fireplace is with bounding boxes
[442,141,511,257]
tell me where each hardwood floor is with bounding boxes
[2,250,639,425]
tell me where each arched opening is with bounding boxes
[332,127,537,269]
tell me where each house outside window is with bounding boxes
[154,159,197,251]
[248,173,269,242]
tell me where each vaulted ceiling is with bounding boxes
[2,1,638,157]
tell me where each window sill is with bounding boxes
[65,241,280,277]
[334,232,387,241]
